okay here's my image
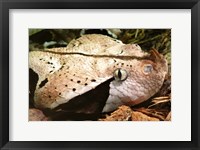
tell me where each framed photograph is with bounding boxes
[0,0,199,150]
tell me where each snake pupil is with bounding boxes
[118,69,122,79]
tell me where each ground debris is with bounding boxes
[99,105,132,121]
[133,107,169,121]
[99,105,160,121]
[132,111,159,121]
[29,108,49,121]
[165,111,171,121]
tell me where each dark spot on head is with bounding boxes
[49,70,53,73]
[130,65,132,67]
[39,58,43,60]
[59,93,61,95]
[121,63,124,65]
[113,39,119,42]
[72,88,76,91]
[127,65,129,67]
[73,74,76,76]
[77,80,81,83]
[70,79,73,81]
[117,63,119,65]
[65,84,68,87]
[59,74,61,76]
[59,65,64,70]
[86,77,88,80]
[53,66,55,69]
[85,83,88,86]
[50,57,52,59]
[49,95,51,98]
[39,78,48,88]
[91,79,96,82]
[55,87,57,89]
[47,62,51,64]
[114,59,116,62]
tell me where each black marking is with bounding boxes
[65,84,68,87]
[121,63,124,65]
[91,79,96,82]
[71,79,73,81]
[29,68,39,108]
[85,83,88,86]
[130,65,132,67]
[77,80,81,83]
[39,78,48,88]
[59,93,61,95]
[72,88,76,91]
[49,95,51,98]
[39,58,43,60]
[127,65,129,67]
[113,39,118,42]
[49,70,53,73]
[50,57,52,59]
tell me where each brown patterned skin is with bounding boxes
[29,34,168,113]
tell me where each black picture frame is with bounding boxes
[0,0,199,150]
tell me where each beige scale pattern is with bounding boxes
[29,34,168,112]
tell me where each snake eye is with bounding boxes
[143,64,153,74]
[114,68,128,81]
